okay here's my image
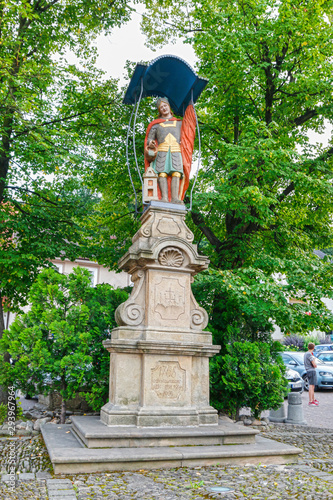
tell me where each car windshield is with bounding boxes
[318,353,333,362]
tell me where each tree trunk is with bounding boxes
[60,397,66,424]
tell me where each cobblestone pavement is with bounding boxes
[1,423,333,499]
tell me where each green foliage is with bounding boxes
[282,333,323,351]
[0,0,132,325]
[0,398,23,425]
[140,0,333,341]
[0,403,6,425]
[210,341,287,419]
[0,268,128,412]
[82,283,129,411]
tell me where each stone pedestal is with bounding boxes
[100,203,220,427]
[41,203,303,473]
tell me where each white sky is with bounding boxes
[95,5,197,86]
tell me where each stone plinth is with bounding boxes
[100,204,220,427]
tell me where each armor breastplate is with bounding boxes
[157,133,181,153]
[147,120,182,152]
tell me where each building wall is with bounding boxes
[52,258,131,288]
[5,259,131,330]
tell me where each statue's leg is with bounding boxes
[171,172,183,204]
[158,173,169,202]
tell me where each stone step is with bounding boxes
[41,423,302,475]
[71,416,259,448]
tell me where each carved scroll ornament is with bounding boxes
[115,270,145,327]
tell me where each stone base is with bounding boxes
[100,403,218,427]
[41,421,303,475]
[71,416,258,448]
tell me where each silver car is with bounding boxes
[285,368,304,393]
[317,351,333,365]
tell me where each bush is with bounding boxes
[282,335,305,351]
[320,335,333,344]
[0,268,128,422]
[210,341,287,419]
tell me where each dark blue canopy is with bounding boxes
[123,55,207,116]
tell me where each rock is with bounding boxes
[33,417,51,431]
[236,420,245,425]
[261,417,270,424]
[252,419,262,426]
[243,418,253,426]
[15,423,27,430]
[16,429,32,436]
[0,429,11,436]
[26,421,34,432]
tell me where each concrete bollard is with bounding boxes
[285,392,307,425]
[269,404,286,423]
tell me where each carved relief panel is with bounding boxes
[147,270,190,328]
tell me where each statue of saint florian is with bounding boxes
[144,97,196,204]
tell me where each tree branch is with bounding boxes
[13,98,118,138]
[190,209,223,251]
[293,109,317,126]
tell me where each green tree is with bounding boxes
[138,0,333,340]
[89,0,333,416]
[0,0,132,348]
[83,282,129,411]
[0,267,128,422]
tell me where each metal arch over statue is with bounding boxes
[123,55,208,212]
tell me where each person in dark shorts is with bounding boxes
[304,342,319,406]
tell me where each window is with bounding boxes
[86,267,98,287]
[53,263,63,273]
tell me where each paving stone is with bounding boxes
[2,420,333,499]
[17,472,35,481]
[36,471,52,479]
[1,474,17,482]
[48,492,76,499]
[47,478,73,486]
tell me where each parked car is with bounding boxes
[317,351,333,365]
[313,344,333,357]
[285,368,304,394]
[280,351,333,391]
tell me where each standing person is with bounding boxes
[144,97,196,204]
[304,343,319,406]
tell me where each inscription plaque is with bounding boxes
[151,361,186,400]
[157,216,181,236]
